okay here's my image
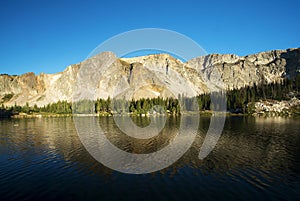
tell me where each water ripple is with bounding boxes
[0,117,299,201]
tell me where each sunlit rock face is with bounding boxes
[1,48,299,106]
[187,48,300,91]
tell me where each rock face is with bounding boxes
[0,64,80,106]
[1,48,300,106]
[187,48,300,91]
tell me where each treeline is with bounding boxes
[198,75,299,113]
[2,101,73,114]
[3,98,181,115]
[225,76,300,113]
[73,97,181,115]
[2,75,299,115]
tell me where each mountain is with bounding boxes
[1,48,300,107]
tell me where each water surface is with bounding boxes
[0,116,299,201]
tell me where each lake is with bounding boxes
[0,116,299,201]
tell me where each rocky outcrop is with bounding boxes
[250,98,300,116]
[0,48,299,106]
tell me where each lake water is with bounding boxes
[0,116,299,201]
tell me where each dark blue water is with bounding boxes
[0,116,299,201]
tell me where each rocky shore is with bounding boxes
[249,97,300,116]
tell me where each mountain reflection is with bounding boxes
[1,116,299,178]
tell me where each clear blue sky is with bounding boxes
[0,0,299,75]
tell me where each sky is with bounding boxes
[0,0,299,75]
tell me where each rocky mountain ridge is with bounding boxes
[1,48,299,106]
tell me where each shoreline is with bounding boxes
[6,111,299,119]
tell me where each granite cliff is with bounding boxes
[1,48,299,106]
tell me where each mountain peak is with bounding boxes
[1,48,299,106]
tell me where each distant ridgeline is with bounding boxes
[1,48,300,117]
[1,74,300,116]
[1,48,300,108]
